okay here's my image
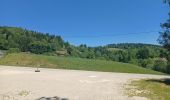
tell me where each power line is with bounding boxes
[61,30,161,38]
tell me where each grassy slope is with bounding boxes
[0,53,163,74]
[126,79,170,100]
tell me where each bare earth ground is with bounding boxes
[0,66,169,100]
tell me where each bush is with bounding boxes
[166,62,170,74]
[137,59,154,69]
[29,41,50,54]
[153,58,167,73]
[7,48,20,54]
[129,59,139,65]
[146,58,154,69]
[138,59,149,68]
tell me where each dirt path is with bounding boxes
[0,66,169,100]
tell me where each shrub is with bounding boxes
[139,59,150,68]
[153,58,167,72]
[137,59,154,69]
[29,41,50,54]
[7,48,20,54]
[129,59,138,65]
[166,62,170,74]
[146,58,154,69]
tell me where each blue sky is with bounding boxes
[0,0,169,46]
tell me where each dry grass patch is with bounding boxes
[18,90,30,96]
[125,78,170,100]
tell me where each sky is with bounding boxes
[0,0,169,46]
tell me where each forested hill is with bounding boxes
[0,26,169,73]
[0,26,69,54]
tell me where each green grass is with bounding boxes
[126,79,170,100]
[0,53,164,74]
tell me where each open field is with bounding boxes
[0,53,163,75]
[0,66,169,100]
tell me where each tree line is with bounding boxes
[67,43,170,73]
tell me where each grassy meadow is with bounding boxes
[0,53,163,75]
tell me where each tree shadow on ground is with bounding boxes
[146,78,170,85]
[36,96,68,100]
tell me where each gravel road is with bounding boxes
[0,66,169,100]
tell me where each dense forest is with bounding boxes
[0,26,68,54]
[0,26,169,73]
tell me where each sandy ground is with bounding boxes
[0,66,169,100]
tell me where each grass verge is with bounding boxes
[125,78,170,100]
